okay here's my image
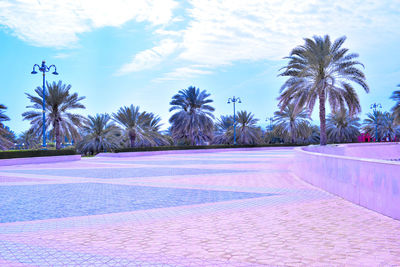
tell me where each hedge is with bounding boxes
[113,143,304,153]
[0,149,76,159]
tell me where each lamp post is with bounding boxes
[227,96,241,145]
[370,103,382,142]
[31,60,58,148]
[267,116,274,131]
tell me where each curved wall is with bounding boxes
[293,143,400,220]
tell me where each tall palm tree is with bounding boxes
[112,105,167,147]
[213,115,234,144]
[273,103,311,143]
[22,81,86,149]
[278,35,369,145]
[169,86,215,145]
[390,84,400,124]
[76,114,121,155]
[326,109,360,143]
[235,111,262,145]
[0,104,13,150]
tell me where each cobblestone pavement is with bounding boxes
[0,148,399,266]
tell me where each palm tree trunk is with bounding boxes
[129,131,136,148]
[290,121,295,144]
[319,91,327,145]
[54,120,61,150]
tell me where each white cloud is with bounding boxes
[0,0,178,48]
[155,65,213,81]
[178,0,400,65]
[53,53,72,59]
[2,0,400,79]
[116,39,179,75]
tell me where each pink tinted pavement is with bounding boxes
[0,147,399,266]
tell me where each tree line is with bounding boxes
[1,35,400,153]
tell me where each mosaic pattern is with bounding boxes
[2,167,251,179]
[0,147,400,266]
[0,183,273,223]
[95,159,267,165]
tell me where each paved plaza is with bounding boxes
[0,148,399,266]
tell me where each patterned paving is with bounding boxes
[0,148,399,266]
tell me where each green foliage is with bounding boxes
[17,130,41,149]
[390,84,400,124]
[279,35,369,145]
[22,81,86,150]
[169,86,215,145]
[273,103,311,143]
[327,109,360,143]
[0,104,13,150]
[113,143,303,153]
[363,111,399,141]
[235,111,262,145]
[213,115,234,144]
[76,114,121,155]
[0,149,76,159]
[213,112,263,145]
[112,105,169,147]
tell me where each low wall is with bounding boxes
[294,143,400,220]
[0,155,81,167]
[302,142,400,160]
[97,146,294,158]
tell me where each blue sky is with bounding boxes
[1,0,400,135]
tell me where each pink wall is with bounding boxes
[303,142,400,160]
[0,155,81,167]
[294,144,400,220]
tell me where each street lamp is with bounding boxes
[31,60,58,148]
[267,116,274,131]
[227,96,241,145]
[370,103,382,142]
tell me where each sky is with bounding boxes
[0,0,400,135]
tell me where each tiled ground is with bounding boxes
[0,148,399,266]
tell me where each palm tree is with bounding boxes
[303,124,320,144]
[22,81,86,149]
[363,111,384,141]
[213,115,233,144]
[273,103,311,143]
[379,112,398,141]
[144,114,171,146]
[113,105,168,147]
[0,104,13,150]
[169,86,215,145]
[18,130,41,149]
[390,84,400,124]
[326,109,360,143]
[235,111,262,145]
[213,115,234,144]
[278,35,369,145]
[76,114,121,155]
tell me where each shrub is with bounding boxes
[113,143,302,153]
[0,149,76,159]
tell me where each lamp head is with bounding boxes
[227,101,230,104]
[52,71,58,75]
[31,70,37,74]
[238,99,242,103]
